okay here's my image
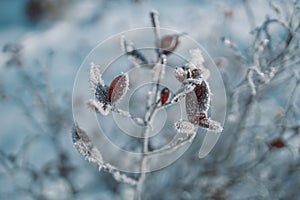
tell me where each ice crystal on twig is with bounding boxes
[175,67,188,83]
[72,123,103,164]
[121,36,148,67]
[187,49,205,69]
[72,123,137,186]
[150,10,161,50]
[87,99,110,116]
[175,120,196,135]
[90,62,105,89]
[152,55,166,81]
[193,116,223,132]
[171,84,196,103]
[186,49,210,80]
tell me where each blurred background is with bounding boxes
[0,0,299,199]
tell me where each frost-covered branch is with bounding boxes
[72,123,137,186]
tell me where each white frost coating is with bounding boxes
[120,36,147,67]
[185,78,203,85]
[186,49,210,80]
[72,124,137,186]
[133,117,145,125]
[175,67,187,83]
[152,59,166,81]
[87,99,110,115]
[72,124,103,165]
[112,171,137,186]
[175,120,196,135]
[247,70,256,95]
[206,118,223,133]
[114,108,131,117]
[90,62,105,90]
[187,49,205,69]
[171,84,196,103]
[120,35,134,52]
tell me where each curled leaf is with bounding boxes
[160,34,180,55]
[108,73,129,103]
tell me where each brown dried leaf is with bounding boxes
[160,35,180,55]
[185,80,210,121]
[108,73,129,103]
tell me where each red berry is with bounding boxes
[160,87,170,105]
[270,138,285,148]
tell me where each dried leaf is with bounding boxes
[120,36,148,67]
[90,62,105,89]
[95,83,109,105]
[108,73,129,103]
[72,123,103,164]
[160,35,180,55]
[72,124,137,186]
[186,80,210,119]
[197,117,223,132]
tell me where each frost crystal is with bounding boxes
[187,49,205,69]
[95,83,109,105]
[198,118,223,133]
[175,67,187,83]
[121,36,148,67]
[186,49,210,80]
[191,80,210,113]
[72,124,137,186]
[90,62,105,90]
[185,80,210,123]
[152,55,166,81]
[72,124,103,164]
[175,120,196,135]
[87,99,110,116]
